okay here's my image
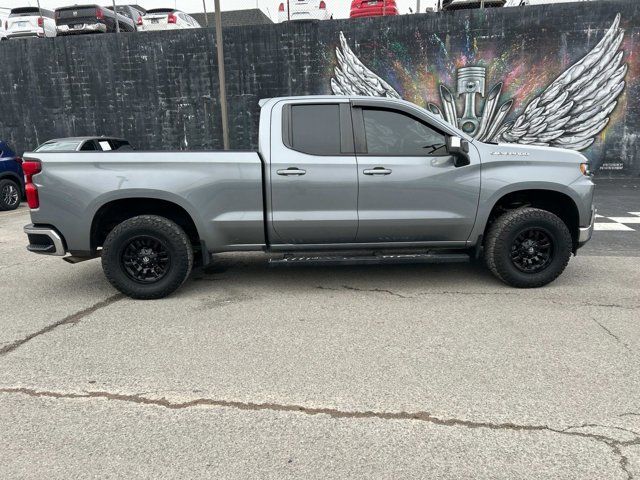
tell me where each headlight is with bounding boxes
[579,163,592,176]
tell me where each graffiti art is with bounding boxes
[331,14,627,151]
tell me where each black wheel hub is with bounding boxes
[510,228,554,273]
[2,183,19,207]
[121,236,171,283]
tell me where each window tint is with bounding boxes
[290,104,342,156]
[362,108,447,156]
[79,141,97,151]
[35,140,82,152]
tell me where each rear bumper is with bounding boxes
[24,224,66,256]
[7,31,44,39]
[577,207,596,247]
[57,23,107,35]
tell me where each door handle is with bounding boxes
[363,167,392,176]
[277,167,306,176]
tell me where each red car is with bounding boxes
[350,0,398,18]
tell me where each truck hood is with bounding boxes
[476,142,588,165]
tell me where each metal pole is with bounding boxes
[111,0,119,33]
[481,0,485,8]
[214,0,230,150]
[36,0,44,36]
[202,0,209,26]
[287,0,290,21]
[417,0,421,13]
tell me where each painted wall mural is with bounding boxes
[330,14,627,153]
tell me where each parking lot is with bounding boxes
[1,180,639,479]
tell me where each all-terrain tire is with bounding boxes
[102,215,193,299]
[0,178,21,211]
[485,208,572,288]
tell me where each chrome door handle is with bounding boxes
[363,167,392,176]
[277,167,306,176]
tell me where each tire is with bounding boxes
[484,207,572,288]
[102,215,193,299]
[0,179,21,211]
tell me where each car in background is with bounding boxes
[106,5,145,31]
[442,0,506,10]
[138,9,200,31]
[35,137,134,152]
[5,7,57,39]
[350,0,399,18]
[277,1,331,22]
[0,141,24,211]
[55,4,135,35]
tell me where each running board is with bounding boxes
[269,252,470,267]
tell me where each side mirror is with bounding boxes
[447,136,470,167]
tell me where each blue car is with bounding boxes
[0,141,24,211]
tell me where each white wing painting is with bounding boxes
[331,14,627,151]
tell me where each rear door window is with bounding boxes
[287,104,349,156]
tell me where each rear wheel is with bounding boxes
[0,179,21,211]
[102,215,193,299]
[485,208,572,288]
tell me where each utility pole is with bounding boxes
[111,0,119,33]
[214,0,230,150]
[36,0,45,36]
[202,0,209,26]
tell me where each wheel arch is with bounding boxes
[90,196,202,252]
[481,187,581,249]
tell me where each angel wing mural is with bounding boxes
[331,14,627,151]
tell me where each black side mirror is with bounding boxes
[447,136,470,167]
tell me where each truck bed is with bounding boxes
[25,151,266,255]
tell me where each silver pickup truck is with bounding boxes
[22,96,595,299]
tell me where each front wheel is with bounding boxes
[484,208,572,288]
[0,179,21,211]
[102,215,193,299]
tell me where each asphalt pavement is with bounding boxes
[0,181,639,479]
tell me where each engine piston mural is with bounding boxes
[330,14,627,153]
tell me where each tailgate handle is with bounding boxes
[277,167,306,176]
[363,167,392,176]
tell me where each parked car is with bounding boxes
[5,7,56,39]
[138,9,200,31]
[350,0,399,18]
[278,1,331,22]
[55,4,135,35]
[106,5,145,31]
[0,141,23,211]
[22,96,595,299]
[34,137,134,152]
[442,0,506,10]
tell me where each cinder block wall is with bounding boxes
[0,0,638,176]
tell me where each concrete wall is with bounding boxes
[0,0,638,176]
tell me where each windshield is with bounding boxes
[35,140,82,152]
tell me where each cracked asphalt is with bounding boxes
[1,186,640,479]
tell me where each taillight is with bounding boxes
[278,3,285,12]
[96,7,104,20]
[167,12,177,23]
[319,1,326,9]
[23,160,41,209]
[38,17,44,27]
[137,15,143,26]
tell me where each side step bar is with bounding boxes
[269,252,470,267]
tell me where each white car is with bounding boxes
[138,8,200,31]
[278,0,331,22]
[5,6,57,39]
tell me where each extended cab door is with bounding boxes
[269,100,358,245]
[352,101,481,244]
